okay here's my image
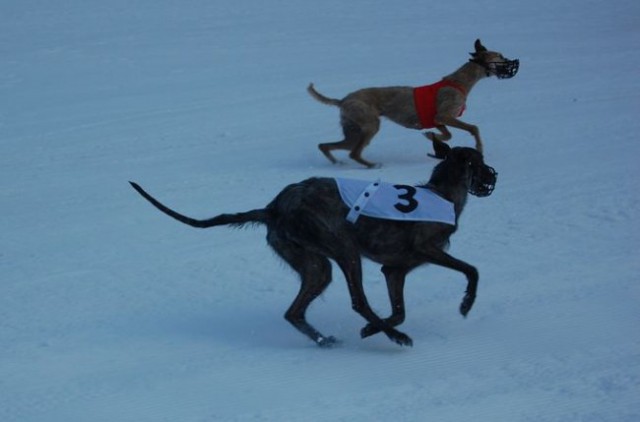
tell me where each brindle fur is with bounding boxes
[130,145,496,348]
[308,39,513,168]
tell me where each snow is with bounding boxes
[2,0,639,420]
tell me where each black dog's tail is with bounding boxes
[129,182,270,229]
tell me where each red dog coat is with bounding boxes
[413,80,467,129]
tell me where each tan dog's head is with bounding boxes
[469,39,519,79]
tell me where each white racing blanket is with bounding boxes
[335,178,456,225]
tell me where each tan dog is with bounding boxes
[308,39,519,168]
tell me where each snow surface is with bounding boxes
[2,0,639,421]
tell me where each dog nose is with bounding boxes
[496,59,519,79]
[470,164,497,197]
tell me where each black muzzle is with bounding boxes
[469,164,498,197]
[490,59,519,79]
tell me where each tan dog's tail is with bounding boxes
[307,83,341,106]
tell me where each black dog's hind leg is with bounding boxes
[269,232,337,347]
[361,265,409,338]
[284,259,336,347]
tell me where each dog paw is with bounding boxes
[361,325,412,346]
[391,332,413,347]
[459,293,476,317]
[360,324,378,338]
[316,336,340,348]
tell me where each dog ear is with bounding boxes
[432,140,451,159]
[474,39,487,53]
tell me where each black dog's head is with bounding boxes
[469,39,519,79]
[468,157,497,197]
[434,143,498,197]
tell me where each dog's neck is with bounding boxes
[426,181,468,217]
[426,161,470,218]
[442,62,487,94]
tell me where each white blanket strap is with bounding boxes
[346,179,382,223]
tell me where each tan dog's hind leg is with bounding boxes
[319,113,381,168]
[319,138,378,168]
[348,120,380,168]
[318,142,342,164]
[318,118,363,165]
[349,139,378,168]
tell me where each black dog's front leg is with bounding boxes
[338,257,413,347]
[423,248,479,317]
[361,265,409,338]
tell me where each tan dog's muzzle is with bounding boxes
[489,59,519,79]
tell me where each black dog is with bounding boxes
[130,144,497,347]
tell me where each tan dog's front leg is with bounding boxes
[424,125,452,143]
[435,115,484,153]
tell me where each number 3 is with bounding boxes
[393,185,418,213]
